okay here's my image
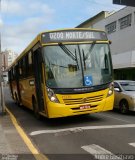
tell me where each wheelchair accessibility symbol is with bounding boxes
[84,76,93,86]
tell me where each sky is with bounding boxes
[1,0,124,54]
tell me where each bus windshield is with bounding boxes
[43,43,112,88]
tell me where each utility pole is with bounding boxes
[0,0,6,115]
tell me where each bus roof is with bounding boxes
[7,28,107,70]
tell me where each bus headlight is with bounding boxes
[107,82,114,97]
[47,88,59,103]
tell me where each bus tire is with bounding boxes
[32,97,40,119]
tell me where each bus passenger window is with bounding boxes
[28,51,34,76]
[19,68,22,75]
[18,61,22,77]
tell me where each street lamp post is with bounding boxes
[0,0,6,115]
[0,74,6,114]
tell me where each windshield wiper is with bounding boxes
[82,49,86,70]
[84,41,96,60]
[58,43,77,61]
[82,41,96,70]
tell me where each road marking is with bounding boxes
[81,144,121,160]
[5,107,48,160]
[97,113,132,123]
[129,143,135,147]
[30,124,135,136]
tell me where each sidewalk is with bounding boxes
[0,84,38,160]
[0,113,29,153]
[0,112,36,160]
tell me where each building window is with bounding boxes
[119,14,132,30]
[105,21,116,34]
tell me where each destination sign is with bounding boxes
[41,30,107,43]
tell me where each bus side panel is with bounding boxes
[19,77,35,109]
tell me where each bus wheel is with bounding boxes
[32,98,40,119]
[119,100,129,114]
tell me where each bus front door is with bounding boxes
[33,49,47,116]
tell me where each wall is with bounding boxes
[78,7,135,70]
[106,7,135,55]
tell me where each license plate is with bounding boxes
[80,105,91,110]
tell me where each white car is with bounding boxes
[114,80,135,114]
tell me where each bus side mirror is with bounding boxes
[109,40,112,44]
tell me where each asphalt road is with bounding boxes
[4,87,135,160]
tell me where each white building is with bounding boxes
[6,49,18,67]
[1,49,18,83]
[77,7,135,80]
[2,49,18,68]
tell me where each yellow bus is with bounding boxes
[8,28,114,118]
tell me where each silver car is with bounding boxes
[114,80,135,114]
